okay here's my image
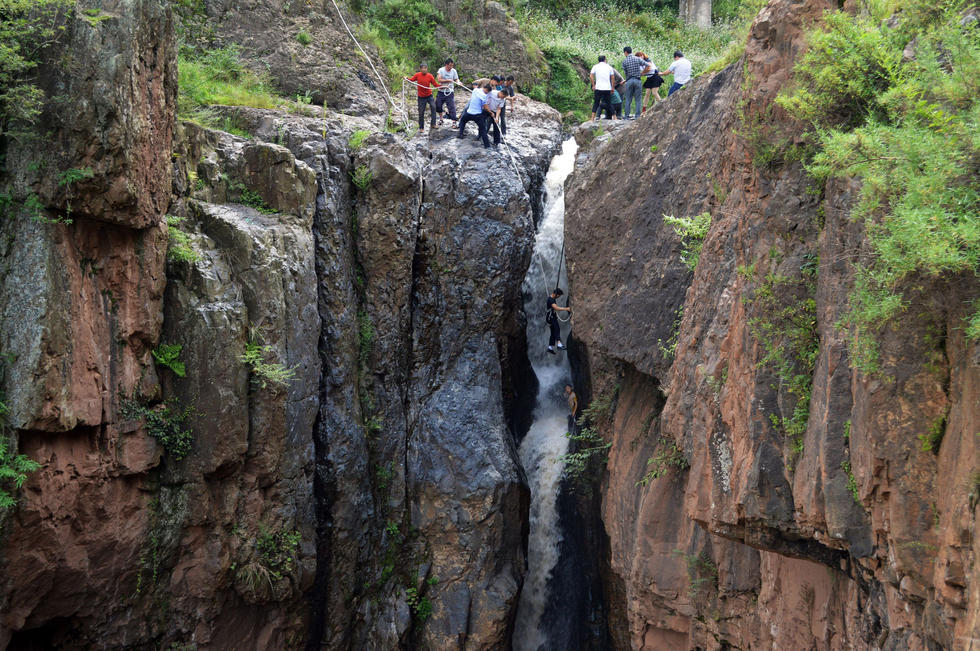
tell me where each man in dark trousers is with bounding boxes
[405,62,438,132]
[546,288,571,354]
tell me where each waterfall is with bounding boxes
[513,137,579,651]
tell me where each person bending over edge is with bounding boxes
[546,288,571,354]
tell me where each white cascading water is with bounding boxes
[513,137,579,651]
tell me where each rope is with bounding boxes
[554,240,565,291]
[329,0,409,131]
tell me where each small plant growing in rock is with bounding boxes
[560,391,615,480]
[657,305,683,362]
[232,183,278,214]
[348,129,371,151]
[295,30,312,46]
[0,435,41,511]
[405,586,433,621]
[351,165,373,191]
[256,526,301,581]
[165,215,201,263]
[917,412,947,454]
[152,343,186,378]
[662,212,711,272]
[120,394,194,460]
[636,436,689,487]
[241,341,297,390]
[841,459,860,505]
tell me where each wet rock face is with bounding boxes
[566,0,980,648]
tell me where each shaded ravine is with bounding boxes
[513,138,579,651]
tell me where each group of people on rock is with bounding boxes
[589,47,692,121]
[405,59,518,150]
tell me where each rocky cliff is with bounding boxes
[0,1,561,648]
[565,0,980,648]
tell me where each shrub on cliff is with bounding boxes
[0,0,74,142]
[778,0,980,371]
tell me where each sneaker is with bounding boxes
[557,343,565,350]
[547,346,556,355]
[451,122,458,129]
[437,118,444,126]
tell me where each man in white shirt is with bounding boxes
[485,88,508,147]
[589,55,617,122]
[436,58,460,128]
[457,83,493,149]
[664,50,693,96]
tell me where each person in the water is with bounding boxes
[546,289,571,354]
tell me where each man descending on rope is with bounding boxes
[458,83,494,149]
[435,58,460,128]
[565,384,578,431]
[546,288,571,355]
[405,62,438,133]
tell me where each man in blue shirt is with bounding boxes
[457,83,494,149]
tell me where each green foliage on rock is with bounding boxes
[560,390,615,480]
[663,212,711,272]
[778,0,980,371]
[165,215,201,263]
[636,435,688,486]
[744,255,819,458]
[178,45,284,119]
[152,343,186,378]
[0,0,73,141]
[241,341,297,390]
[0,435,41,512]
[121,395,194,460]
[348,129,371,151]
[359,0,442,80]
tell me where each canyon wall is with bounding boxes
[565,0,979,649]
[0,1,562,648]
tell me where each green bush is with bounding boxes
[560,390,615,480]
[296,30,312,46]
[166,215,201,263]
[348,129,371,151]
[778,0,980,371]
[361,0,443,81]
[352,165,373,191]
[152,343,186,378]
[0,0,73,140]
[0,435,41,511]
[120,396,194,460]
[636,435,688,486]
[241,341,297,390]
[662,212,711,272]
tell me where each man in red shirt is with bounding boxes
[405,62,438,133]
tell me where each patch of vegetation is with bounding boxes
[663,212,711,272]
[560,390,615,480]
[841,459,860,505]
[152,343,186,378]
[636,435,688,487]
[0,434,40,512]
[232,183,278,214]
[918,411,947,454]
[81,7,112,27]
[351,165,373,191]
[359,0,443,81]
[375,462,393,491]
[517,4,739,121]
[296,30,312,46]
[165,215,201,263]
[743,254,819,458]
[240,341,297,390]
[405,586,433,621]
[178,46,284,119]
[658,305,683,361]
[348,129,371,151]
[256,526,301,581]
[120,394,194,460]
[673,548,718,605]
[777,0,980,372]
[0,0,73,141]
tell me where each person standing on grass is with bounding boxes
[457,83,493,149]
[640,52,664,110]
[589,55,616,122]
[405,62,438,132]
[621,46,648,119]
[436,58,460,128]
[664,50,692,96]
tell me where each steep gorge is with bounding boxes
[565,0,980,648]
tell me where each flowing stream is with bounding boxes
[513,137,578,651]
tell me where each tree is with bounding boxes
[679,0,711,27]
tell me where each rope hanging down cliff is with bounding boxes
[329,0,409,131]
[552,240,571,323]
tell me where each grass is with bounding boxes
[165,215,200,263]
[517,5,741,120]
[241,341,297,390]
